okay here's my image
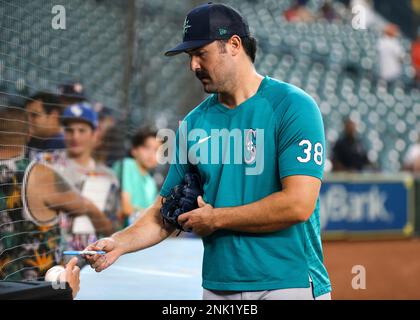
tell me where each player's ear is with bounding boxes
[229,35,241,57]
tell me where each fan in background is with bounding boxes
[21,160,112,235]
[22,160,75,226]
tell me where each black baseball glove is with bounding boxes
[160,171,203,233]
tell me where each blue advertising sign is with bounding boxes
[320,175,414,237]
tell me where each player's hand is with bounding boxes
[83,237,123,272]
[64,257,80,299]
[178,196,216,237]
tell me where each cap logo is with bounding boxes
[219,28,227,36]
[183,18,191,36]
[70,105,83,117]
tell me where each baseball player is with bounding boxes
[85,3,331,300]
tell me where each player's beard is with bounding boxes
[196,70,215,93]
[196,65,232,94]
[202,82,216,94]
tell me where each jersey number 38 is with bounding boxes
[296,140,323,165]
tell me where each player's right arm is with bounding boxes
[85,122,190,272]
[84,195,175,272]
[111,195,175,254]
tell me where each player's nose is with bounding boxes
[190,56,200,72]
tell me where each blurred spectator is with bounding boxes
[331,118,371,172]
[284,0,315,22]
[58,82,87,107]
[377,24,405,83]
[0,103,116,280]
[95,125,127,167]
[318,1,337,22]
[25,92,65,156]
[0,106,61,281]
[36,102,120,260]
[112,128,161,227]
[94,103,116,145]
[92,102,121,166]
[411,32,420,83]
[403,133,420,172]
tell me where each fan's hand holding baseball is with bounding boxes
[178,196,217,237]
[65,257,81,299]
[83,238,123,272]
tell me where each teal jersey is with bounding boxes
[161,76,331,296]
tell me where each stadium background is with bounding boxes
[1,0,420,299]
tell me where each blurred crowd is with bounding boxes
[0,82,162,294]
[331,116,420,174]
[283,0,420,88]
[281,0,420,173]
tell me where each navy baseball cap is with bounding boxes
[58,82,87,100]
[61,102,98,129]
[165,2,250,56]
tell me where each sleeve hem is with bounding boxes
[160,188,170,197]
[280,169,324,181]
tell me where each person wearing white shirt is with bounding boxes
[377,24,405,82]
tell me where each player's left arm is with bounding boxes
[179,90,325,236]
[180,175,320,234]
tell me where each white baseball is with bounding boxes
[45,265,66,282]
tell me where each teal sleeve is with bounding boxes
[277,91,325,180]
[160,122,191,196]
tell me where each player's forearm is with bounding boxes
[111,202,174,254]
[213,191,311,233]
